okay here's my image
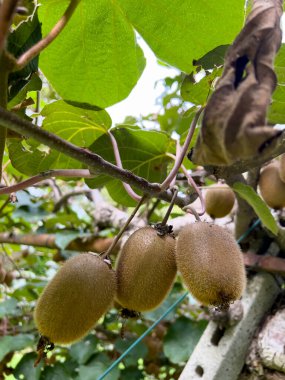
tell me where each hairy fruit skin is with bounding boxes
[34,253,116,344]
[259,162,285,209]
[116,226,176,312]
[205,183,235,218]
[176,223,246,307]
[279,154,285,183]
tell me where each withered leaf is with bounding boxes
[192,0,283,166]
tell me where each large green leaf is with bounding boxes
[163,316,207,363]
[86,126,172,206]
[8,100,110,175]
[233,182,278,235]
[0,334,34,361]
[268,44,285,124]
[38,0,146,108]
[118,0,245,73]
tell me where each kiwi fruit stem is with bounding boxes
[161,187,178,226]
[101,194,147,259]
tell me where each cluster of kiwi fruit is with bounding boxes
[0,261,14,286]
[34,218,246,348]
[258,155,285,209]
[205,182,236,219]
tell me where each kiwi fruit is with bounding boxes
[259,161,285,209]
[176,222,246,308]
[205,183,235,218]
[279,154,285,183]
[116,226,176,312]
[34,253,116,344]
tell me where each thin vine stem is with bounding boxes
[0,169,93,195]
[15,0,81,70]
[101,194,147,259]
[182,204,201,222]
[166,152,205,216]
[108,130,141,202]
[160,107,204,191]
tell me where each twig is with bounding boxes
[161,187,178,226]
[0,169,93,194]
[0,107,196,207]
[0,0,19,55]
[108,130,141,201]
[160,107,203,190]
[146,199,160,221]
[15,0,81,70]
[101,195,147,259]
[53,190,91,212]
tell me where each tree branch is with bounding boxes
[206,131,285,178]
[0,107,195,207]
[0,232,114,253]
[0,0,19,55]
[15,0,81,70]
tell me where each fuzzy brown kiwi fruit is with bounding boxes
[176,222,246,308]
[205,183,235,218]
[116,226,176,312]
[34,253,116,344]
[259,161,285,209]
[279,154,285,183]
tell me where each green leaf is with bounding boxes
[77,353,119,380]
[70,335,99,365]
[8,11,41,90]
[0,334,35,361]
[194,45,229,70]
[14,352,42,380]
[181,67,223,105]
[119,367,144,380]
[118,0,245,73]
[233,182,278,235]
[0,298,21,318]
[38,0,145,108]
[114,337,148,366]
[8,100,110,175]
[41,363,75,380]
[163,317,207,363]
[54,231,82,250]
[8,73,42,110]
[268,44,285,124]
[87,127,172,206]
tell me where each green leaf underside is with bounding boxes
[233,182,278,235]
[118,0,245,73]
[163,317,207,363]
[38,0,146,108]
[8,100,111,175]
[86,126,172,206]
[38,0,244,108]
